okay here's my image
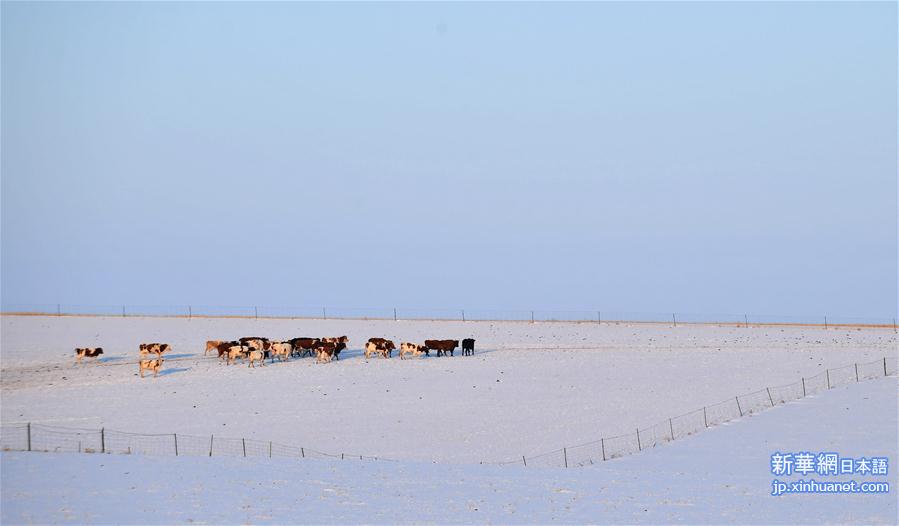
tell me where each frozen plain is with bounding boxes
[1,377,896,524]
[1,315,896,464]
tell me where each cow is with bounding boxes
[213,341,239,361]
[462,338,476,356]
[247,349,266,368]
[424,339,459,357]
[269,342,292,362]
[74,347,104,365]
[399,342,427,360]
[139,343,171,358]
[315,341,337,363]
[288,338,320,358]
[364,339,393,359]
[333,341,347,361]
[241,338,266,350]
[367,338,396,358]
[205,340,225,355]
[139,357,164,378]
[239,337,269,344]
[320,336,349,359]
[226,345,248,365]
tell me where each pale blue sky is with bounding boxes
[2,2,896,318]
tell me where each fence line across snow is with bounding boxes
[2,356,896,468]
[2,304,897,330]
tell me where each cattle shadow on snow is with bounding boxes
[97,356,125,363]
[164,353,195,360]
[156,367,190,377]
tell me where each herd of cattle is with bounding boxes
[73,337,476,377]
[205,336,476,365]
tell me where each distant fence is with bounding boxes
[1,304,896,329]
[0,423,397,463]
[2,357,895,467]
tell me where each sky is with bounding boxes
[1,2,896,320]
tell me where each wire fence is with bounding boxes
[2,356,895,467]
[0,422,397,462]
[483,355,897,468]
[1,303,897,329]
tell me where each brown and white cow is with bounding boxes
[269,342,292,362]
[315,342,338,363]
[399,342,427,360]
[247,349,266,368]
[75,347,104,365]
[364,338,394,359]
[213,341,239,361]
[139,357,164,378]
[424,339,459,357]
[321,336,349,359]
[226,345,248,365]
[139,343,171,358]
[205,340,225,355]
[366,338,395,358]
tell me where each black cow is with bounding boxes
[462,338,475,356]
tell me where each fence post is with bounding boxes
[826,369,831,389]
[254,307,258,320]
[322,307,327,320]
[894,319,897,334]
[598,311,601,324]
[188,306,192,320]
[802,377,806,397]
[767,387,774,407]
[174,434,178,456]
[461,310,465,322]
[242,438,246,457]
[341,453,345,460]
[27,422,31,451]
[672,313,677,327]
[531,311,534,323]
[636,428,642,451]
[735,397,743,417]
[301,447,305,458]
[522,455,526,467]
[393,308,397,321]
[703,406,708,428]
[122,306,126,318]
[669,418,674,440]
[824,316,828,330]
[744,314,748,327]
[855,363,859,382]
[101,428,105,453]
[601,438,606,461]
[209,435,213,457]
[885,357,888,376]
[563,448,568,468]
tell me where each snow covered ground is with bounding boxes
[2,377,896,524]
[1,315,896,464]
